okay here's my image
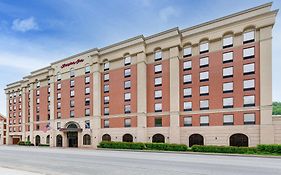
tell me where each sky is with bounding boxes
[0,0,280,115]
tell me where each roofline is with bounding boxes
[181,2,273,33]
[145,27,179,40]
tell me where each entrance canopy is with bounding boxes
[59,122,83,132]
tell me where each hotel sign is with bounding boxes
[61,59,84,68]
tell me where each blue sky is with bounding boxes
[0,0,280,115]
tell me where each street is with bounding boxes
[0,146,280,175]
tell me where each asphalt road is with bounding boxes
[0,146,280,175]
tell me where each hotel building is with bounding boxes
[0,115,7,145]
[5,3,281,148]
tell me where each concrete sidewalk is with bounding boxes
[0,167,43,175]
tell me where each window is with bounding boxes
[184,116,192,126]
[36,81,40,88]
[124,56,131,66]
[57,122,61,129]
[200,100,209,110]
[104,119,109,128]
[70,68,75,77]
[70,80,75,87]
[85,108,90,116]
[70,110,75,118]
[199,42,209,54]
[57,83,61,90]
[200,86,209,96]
[85,76,90,84]
[48,87,51,94]
[223,52,233,63]
[36,90,40,96]
[85,87,90,95]
[124,93,131,101]
[200,116,209,126]
[124,105,131,113]
[244,79,255,91]
[57,72,61,81]
[85,65,90,74]
[184,101,192,111]
[223,97,234,108]
[183,74,192,84]
[104,73,109,81]
[36,98,40,104]
[155,117,162,127]
[70,90,75,97]
[154,103,162,112]
[57,93,61,100]
[57,102,61,109]
[243,95,255,107]
[223,36,233,48]
[244,113,255,125]
[154,50,162,61]
[223,114,234,125]
[70,100,75,108]
[183,61,192,70]
[200,71,209,82]
[154,77,162,86]
[104,107,109,115]
[85,98,90,106]
[104,62,109,71]
[124,118,131,127]
[243,47,255,59]
[104,84,109,93]
[243,31,255,44]
[104,96,109,104]
[48,96,51,102]
[183,47,192,57]
[124,80,131,89]
[184,88,192,98]
[243,63,255,75]
[154,90,162,99]
[223,82,233,93]
[154,64,162,73]
[85,120,90,129]
[36,115,40,121]
[223,67,233,78]
[124,68,131,77]
[200,57,209,67]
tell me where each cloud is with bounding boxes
[159,6,180,22]
[11,17,38,32]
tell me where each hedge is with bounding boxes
[191,145,257,154]
[257,144,281,154]
[98,141,188,151]
[17,141,34,146]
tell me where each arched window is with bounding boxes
[230,133,248,147]
[35,135,40,146]
[243,29,255,44]
[85,64,90,74]
[154,49,162,61]
[46,135,50,144]
[124,55,131,66]
[67,123,78,129]
[223,33,234,48]
[199,40,209,54]
[56,134,63,147]
[152,134,165,143]
[83,134,91,145]
[122,134,133,142]
[70,68,75,78]
[102,134,111,142]
[27,135,30,141]
[189,134,204,147]
[183,44,192,57]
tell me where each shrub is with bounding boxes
[191,145,257,154]
[17,141,34,146]
[99,141,146,150]
[145,143,188,151]
[17,141,25,145]
[38,144,50,147]
[257,144,281,154]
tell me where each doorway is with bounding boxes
[67,132,78,147]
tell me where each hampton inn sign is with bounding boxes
[61,59,84,68]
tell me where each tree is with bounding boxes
[272,102,281,115]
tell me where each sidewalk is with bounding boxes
[0,167,43,175]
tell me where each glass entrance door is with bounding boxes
[67,132,78,147]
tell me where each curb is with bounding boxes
[97,148,281,159]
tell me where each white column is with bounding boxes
[169,46,180,144]
[21,88,26,141]
[29,83,34,144]
[92,57,101,148]
[136,52,147,143]
[259,26,274,144]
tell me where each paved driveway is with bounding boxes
[0,146,280,175]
